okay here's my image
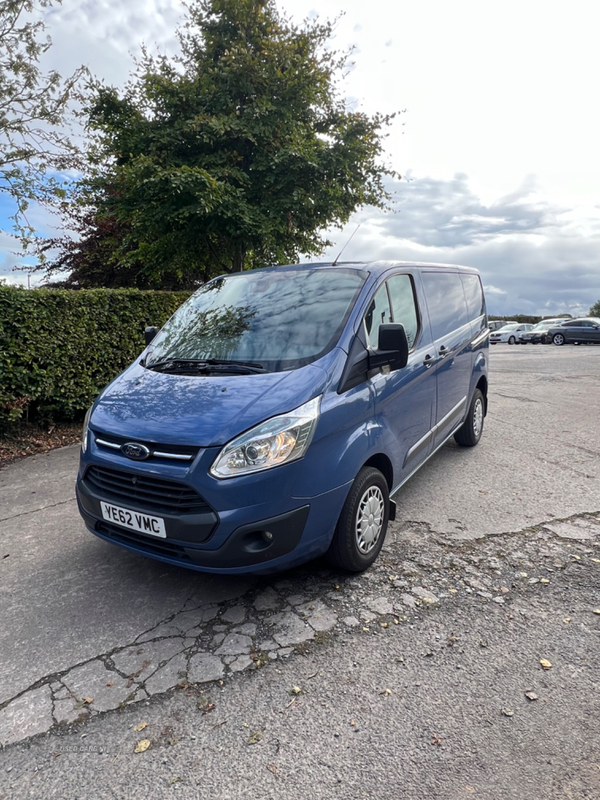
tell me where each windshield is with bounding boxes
[499,324,519,331]
[145,268,367,373]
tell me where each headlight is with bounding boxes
[210,396,321,479]
[81,406,92,453]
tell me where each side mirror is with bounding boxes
[370,324,409,372]
[144,326,159,345]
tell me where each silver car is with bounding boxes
[489,323,534,344]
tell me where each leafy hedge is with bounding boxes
[0,286,191,429]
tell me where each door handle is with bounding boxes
[423,354,434,368]
[438,345,448,358]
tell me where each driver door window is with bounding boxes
[364,285,392,349]
[387,274,419,349]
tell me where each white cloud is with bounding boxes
[483,285,507,297]
[317,174,600,317]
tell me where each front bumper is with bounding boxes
[76,468,351,574]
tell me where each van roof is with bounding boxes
[264,261,480,275]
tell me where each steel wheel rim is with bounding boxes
[355,486,385,554]
[473,398,484,438]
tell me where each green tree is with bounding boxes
[0,0,85,238]
[589,299,600,317]
[41,0,396,287]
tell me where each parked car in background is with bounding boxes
[545,318,600,346]
[488,320,515,331]
[490,323,534,344]
[519,319,570,344]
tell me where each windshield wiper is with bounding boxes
[145,358,267,374]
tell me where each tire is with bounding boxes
[454,388,485,447]
[508,336,516,344]
[327,466,390,572]
[553,333,565,346]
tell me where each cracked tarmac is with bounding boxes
[1,506,599,747]
[1,345,599,797]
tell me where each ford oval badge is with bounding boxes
[121,442,150,461]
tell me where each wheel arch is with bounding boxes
[363,452,394,492]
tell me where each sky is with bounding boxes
[1,0,599,316]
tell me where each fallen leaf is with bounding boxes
[524,691,538,701]
[540,659,552,670]
[563,618,571,624]
[307,671,319,679]
[289,686,303,696]
[591,558,600,564]
[431,732,442,746]
[169,776,182,785]
[247,731,263,745]
[134,722,148,732]
[379,688,392,696]
[593,609,600,616]
[540,578,550,585]
[501,707,514,717]
[349,720,356,726]
[134,739,151,753]
[266,764,279,778]
[197,696,216,713]
[82,697,93,705]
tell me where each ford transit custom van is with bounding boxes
[76,262,489,574]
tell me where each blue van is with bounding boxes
[76,262,489,574]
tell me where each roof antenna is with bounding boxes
[332,224,361,266]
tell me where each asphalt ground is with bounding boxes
[1,343,599,799]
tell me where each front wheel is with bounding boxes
[508,335,516,344]
[327,466,390,572]
[454,388,485,447]
[553,333,565,346]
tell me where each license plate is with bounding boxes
[100,502,166,538]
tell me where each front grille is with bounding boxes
[92,430,200,462]
[96,521,192,562]
[85,465,211,513]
